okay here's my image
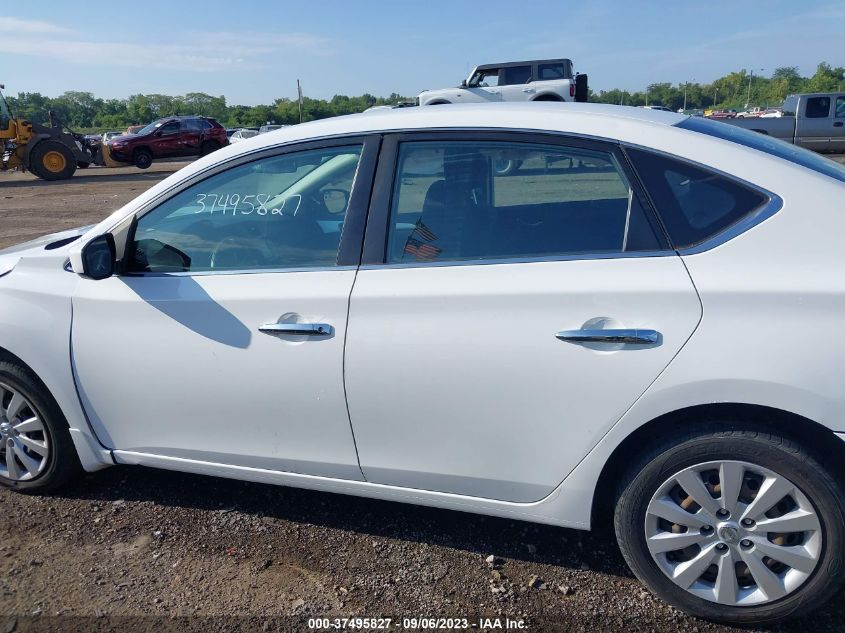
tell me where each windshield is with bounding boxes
[677,116,845,184]
[135,120,166,136]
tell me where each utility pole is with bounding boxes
[713,86,718,105]
[746,68,764,108]
[682,78,695,113]
[297,80,304,124]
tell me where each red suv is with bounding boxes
[107,116,228,169]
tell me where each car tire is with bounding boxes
[614,426,845,625]
[0,360,82,493]
[133,149,153,170]
[28,140,77,181]
[200,141,220,156]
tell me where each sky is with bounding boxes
[0,1,843,104]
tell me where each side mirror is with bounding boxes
[460,80,468,88]
[80,234,116,280]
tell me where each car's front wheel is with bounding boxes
[614,427,845,625]
[133,148,153,169]
[0,360,81,492]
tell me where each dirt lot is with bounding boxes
[2,160,845,632]
[0,163,191,250]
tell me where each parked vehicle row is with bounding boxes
[2,103,845,626]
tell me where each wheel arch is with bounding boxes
[0,343,112,473]
[530,93,564,102]
[590,403,845,530]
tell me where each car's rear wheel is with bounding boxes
[133,148,153,169]
[0,360,81,493]
[614,428,845,625]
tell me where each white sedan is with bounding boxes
[1,103,845,625]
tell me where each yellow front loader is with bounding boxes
[0,83,101,181]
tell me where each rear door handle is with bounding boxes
[259,323,333,336]
[834,122,843,127]
[556,329,660,345]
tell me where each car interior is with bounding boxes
[388,146,662,263]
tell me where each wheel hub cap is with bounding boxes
[645,460,822,606]
[0,382,49,482]
[717,524,741,544]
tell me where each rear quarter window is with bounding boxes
[626,148,769,250]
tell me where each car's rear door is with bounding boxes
[344,133,702,503]
[71,137,379,479]
[180,118,204,156]
[496,64,534,101]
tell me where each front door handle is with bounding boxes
[834,121,843,127]
[259,323,334,336]
[556,329,660,345]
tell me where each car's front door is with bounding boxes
[150,120,182,157]
[830,95,845,152]
[345,134,702,502]
[71,137,378,479]
[462,68,504,103]
[797,96,833,151]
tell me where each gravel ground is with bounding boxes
[2,158,845,632]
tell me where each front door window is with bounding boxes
[127,145,363,273]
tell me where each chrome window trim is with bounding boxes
[676,193,783,255]
[620,141,783,255]
[117,136,376,278]
[109,125,782,277]
[359,250,674,271]
[121,265,357,278]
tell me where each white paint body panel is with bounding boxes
[71,271,362,479]
[345,257,701,502]
[0,103,843,529]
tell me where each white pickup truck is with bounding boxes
[418,58,588,106]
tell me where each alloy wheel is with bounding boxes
[645,460,822,606]
[0,382,50,481]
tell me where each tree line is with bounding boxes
[4,62,843,133]
[590,63,843,111]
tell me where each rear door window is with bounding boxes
[386,140,665,264]
[627,148,768,249]
[537,63,567,80]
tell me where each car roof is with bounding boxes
[475,58,572,71]
[239,103,686,147]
